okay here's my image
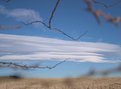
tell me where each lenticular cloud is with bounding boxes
[0,34,121,63]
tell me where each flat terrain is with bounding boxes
[0,77,121,89]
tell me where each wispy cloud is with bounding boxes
[0,5,42,26]
[0,34,121,63]
[0,25,21,30]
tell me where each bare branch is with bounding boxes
[84,0,121,26]
[21,21,49,28]
[22,21,87,40]
[1,0,87,40]
[0,60,66,70]
[53,27,88,40]
[21,0,87,41]
[93,0,121,8]
[84,0,102,24]
[49,0,61,28]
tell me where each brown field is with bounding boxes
[0,77,121,89]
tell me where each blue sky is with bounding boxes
[0,0,121,78]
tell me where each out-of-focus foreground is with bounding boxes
[0,77,121,89]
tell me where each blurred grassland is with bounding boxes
[0,77,121,89]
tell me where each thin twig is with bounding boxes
[93,0,121,8]
[53,27,88,40]
[49,0,61,28]
[21,21,49,28]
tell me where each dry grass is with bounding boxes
[0,77,121,89]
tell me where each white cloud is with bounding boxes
[0,5,42,26]
[0,34,121,63]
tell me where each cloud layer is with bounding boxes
[0,34,121,63]
[0,5,42,25]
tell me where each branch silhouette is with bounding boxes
[22,21,86,40]
[22,0,87,40]
[84,0,121,26]
[0,60,66,70]
[93,0,121,8]
[49,0,61,28]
